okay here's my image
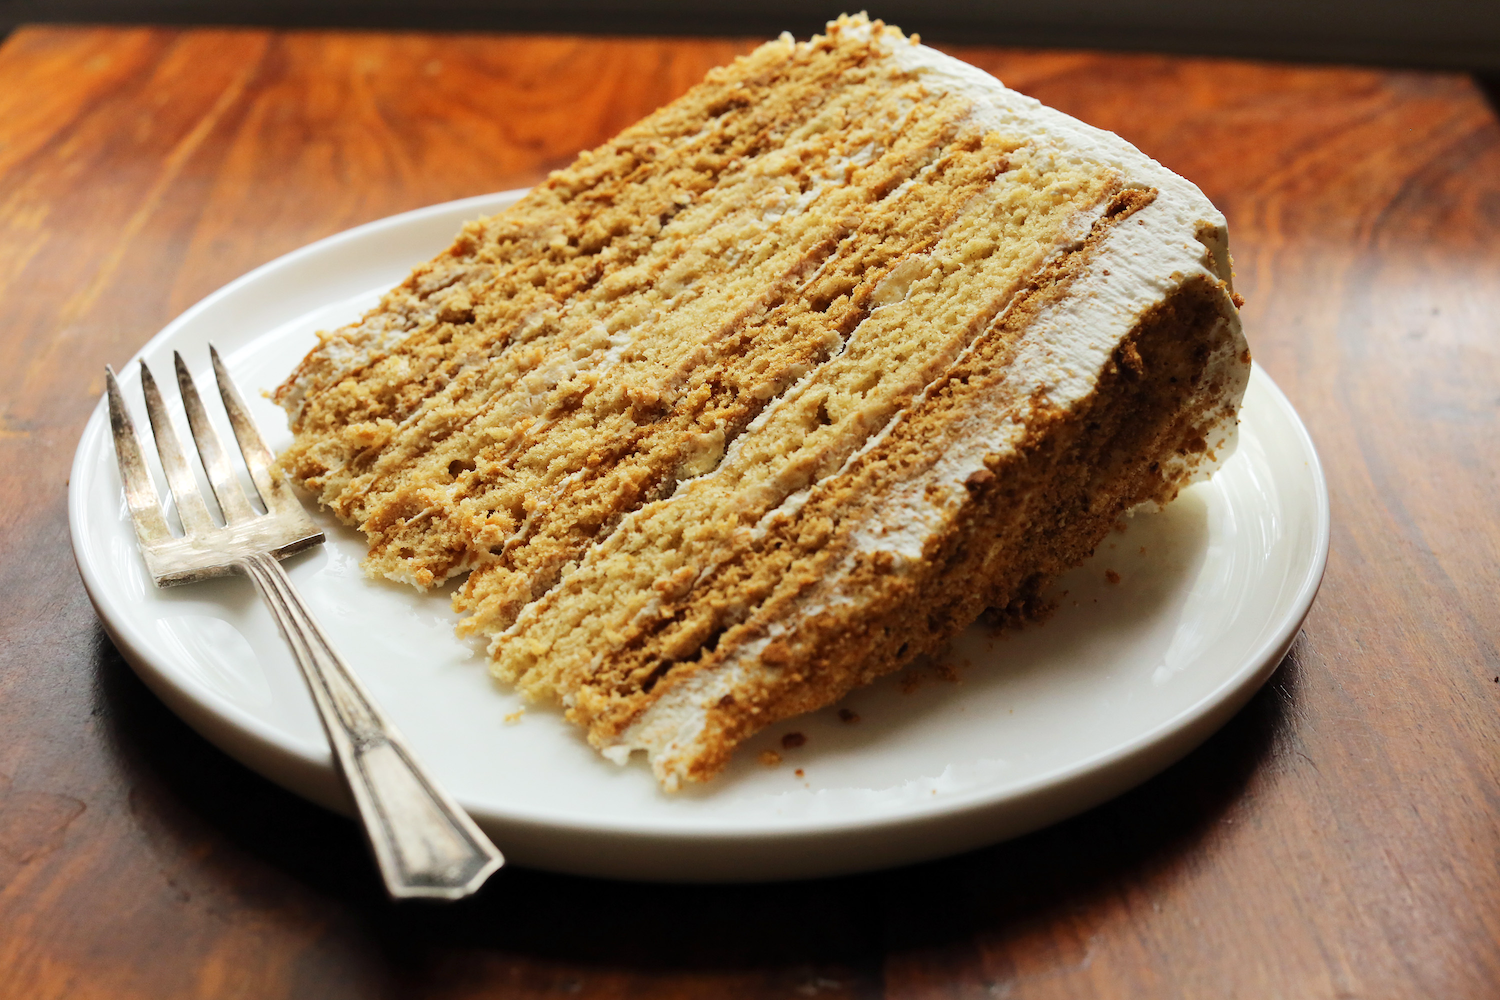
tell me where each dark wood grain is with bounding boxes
[1,25,1497,1000]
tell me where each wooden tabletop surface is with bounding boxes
[2,24,1497,999]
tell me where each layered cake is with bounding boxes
[276,15,1250,790]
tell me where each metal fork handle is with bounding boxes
[238,552,503,899]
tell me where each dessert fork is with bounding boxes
[104,346,503,900]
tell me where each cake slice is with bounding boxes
[276,15,1250,790]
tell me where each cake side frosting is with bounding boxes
[883,30,1246,492]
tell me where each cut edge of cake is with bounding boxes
[272,14,1251,792]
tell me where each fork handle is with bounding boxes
[239,552,503,900]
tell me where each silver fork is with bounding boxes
[105,346,503,901]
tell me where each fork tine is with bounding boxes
[210,344,286,513]
[140,360,218,536]
[105,366,173,548]
[174,351,258,524]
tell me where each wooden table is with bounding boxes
[1,25,1497,999]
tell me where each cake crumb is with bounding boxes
[503,709,525,724]
[781,732,806,750]
[1139,546,1147,555]
[1105,569,1121,584]
[838,708,860,724]
[794,768,804,778]
[759,750,782,767]
[900,669,926,694]
[983,593,1059,631]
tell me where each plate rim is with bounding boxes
[69,190,1331,864]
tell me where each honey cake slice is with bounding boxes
[276,15,1251,790]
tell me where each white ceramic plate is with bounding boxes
[70,190,1329,882]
